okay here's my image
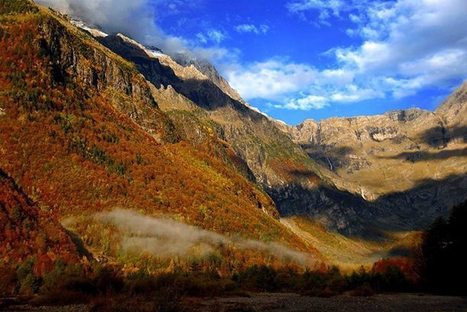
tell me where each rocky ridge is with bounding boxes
[278,84,467,232]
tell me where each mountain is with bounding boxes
[279,83,467,231]
[92,31,383,236]
[0,0,320,269]
[67,8,467,238]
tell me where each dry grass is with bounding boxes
[281,217,421,271]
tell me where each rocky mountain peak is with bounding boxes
[173,53,244,102]
[436,81,467,131]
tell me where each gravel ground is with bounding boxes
[195,293,467,312]
[0,304,89,312]
[2,293,466,312]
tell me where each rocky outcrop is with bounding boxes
[437,83,467,124]
[38,14,177,142]
[40,20,155,107]
[283,101,466,175]
[173,53,245,103]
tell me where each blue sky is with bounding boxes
[39,0,467,124]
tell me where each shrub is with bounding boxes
[235,265,279,291]
[16,258,41,295]
[40,260,91,295]
[0,266,17,296]
[92,267,124,294]
[0,0,39,15]
[372,265,410,292]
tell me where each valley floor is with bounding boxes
[194,293,467,312]
[4,293,467,312]
[280,217,421,270]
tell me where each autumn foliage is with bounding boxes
[0,169,79,280]
[0,0,317,274]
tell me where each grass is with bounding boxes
[0,0,38,15]
[281,217,421,271]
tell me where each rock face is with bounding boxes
[37,14,177,143]
[280,84,467,233]
[436,83,467,135]
[172,53,245,103]
[97,31,317,187]
[285,108,441,173]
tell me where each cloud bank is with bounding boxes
[97,209,314,266]
[226,0,467,110]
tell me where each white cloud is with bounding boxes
[224,0,467,111]
[225,59,318,100]
[197,29,227,44]
[225,59,384,110]
[279,95,328,110]
[334,0,467,94]
[275,85,383,110]
[235,24,270,35]
[37,0,158,43]
[287,0,346,16]
[286,0,373,25]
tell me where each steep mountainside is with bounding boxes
[0,0,319,267]
[0,169,80,273]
